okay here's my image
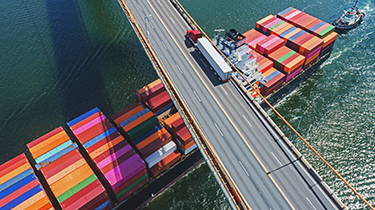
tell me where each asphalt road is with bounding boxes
[123,0,341,209]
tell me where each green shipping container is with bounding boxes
[127,116,159,140]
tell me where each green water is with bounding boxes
[0,0,374,209]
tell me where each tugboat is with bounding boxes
[333,0,365,33]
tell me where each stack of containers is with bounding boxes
[243,29,267,50]
[279,26,303,42]
[269,21,294,37]
[277,7,337,54]
[137,79,173,117]
[67,108,149,203]
[164,112,196,156]
[277,7,335,39]
[256,15,285,36]
[268,46,305,82]
[254,51,273,74]
[259,68,286,96]
[255,34,285,56]
[26,127,111,210]
[285,30,323,67]
[0,154,53,210]
[113,103,159,142]
[111,106,180,177]
[319,30,338,55]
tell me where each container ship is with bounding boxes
[187,7,338,110]
[0,78,202,210]
[0,7,338,210]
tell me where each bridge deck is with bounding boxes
[120,0,343,209]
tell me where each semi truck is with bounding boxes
[186,30,232,82]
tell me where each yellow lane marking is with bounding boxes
[143,0,295,209]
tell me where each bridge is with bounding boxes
[117,0,372,209]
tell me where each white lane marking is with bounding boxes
[306,197,317,210]
[193,90,201,102]
[242,115,252,127]
[169,17,175,24]
[138,4,143,11]
[176,64,183,74]
[239,161,250,176]
[162,41,167,50]
[200,58,207,67]
[149,21,154,29]
[220,86,228,95]
[271,152,282,166]
[214,123,224,136]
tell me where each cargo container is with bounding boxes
[68,108,150,203]
[0,153,53,210]
[27,127,111,210]
[256,34,285,56]
[243,29,267,50]
[136,79,162,104]
[150,151,181,177]
[144,91,172,114]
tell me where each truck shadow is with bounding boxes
[189,49,222,87]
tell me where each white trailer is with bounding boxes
[197,38,232,82]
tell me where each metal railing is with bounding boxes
[170,0,373,209]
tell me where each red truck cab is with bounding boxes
[186,29,202,44]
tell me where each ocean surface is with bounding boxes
[0,0,374,209]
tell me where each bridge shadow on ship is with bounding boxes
[44,0,120,206]
[189,49,222,87]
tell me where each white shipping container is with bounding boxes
[145,141,177,168]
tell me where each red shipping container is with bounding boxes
[176,127,193,145]
[289,12,306,24]
[261,73,285,96]
[140,82,165,104]
[75,121,114,144]
[137,79,162,103]
[139,134,172,158]
[69,112,102,131]
[60,179,104,209]
[42,151,82,180]
[91,139,128,164]
[0,154,28,179]
[113,169,147,194]
[144,91,172,113]
[41,149,80,178]
[100,149,137,175]
[27,127,63,149]
[150,151,181,177]
[86,132,122,154]
[255,15,274,31]
[76,192,109,210]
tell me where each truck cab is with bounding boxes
[186,29,202,44]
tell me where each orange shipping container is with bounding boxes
[112,105,144,127]
[322,31,338,48]
[122,111,155,132]
[89,135,125,160]
[136,128,169,151]
[49,164,93,197]
[181,140,195,151]
[163,112,181,127]
[30,132,70,159]
[0,163,30,186]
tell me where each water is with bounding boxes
[0,0,374,209]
